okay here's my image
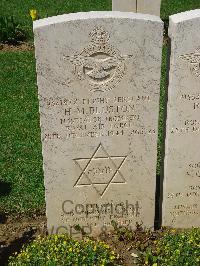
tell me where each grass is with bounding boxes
[156,45,167,175]
[0,0,200,214]
[161,0,200,20]
[1,0,200,41]
[0,51,44,213]
[0,0,111,41]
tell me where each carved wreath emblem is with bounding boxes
[69,27,131,92]
[180,47,200,77]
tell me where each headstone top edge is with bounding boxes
[33,11,162,30]
[168,9,200,38]
[169,9,200,25]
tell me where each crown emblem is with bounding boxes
[89,26,110,44]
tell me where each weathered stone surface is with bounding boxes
[34,11,163,237]
[137,0,161,16]
[112,0,161,16]
[163,10,200,228]
[112,0,136,12]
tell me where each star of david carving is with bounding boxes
[74,143,127,196]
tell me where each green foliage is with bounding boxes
[8,234,119,265]
[140,228,200,266]
[0,16,27,44]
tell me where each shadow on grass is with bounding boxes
[0,181,12,197]
[0,213,7,224]
[0,181,12,224]
[0,229,37,266]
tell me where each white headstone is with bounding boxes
[112,0,136,12]
[34,11,163,237]
[112,0,161,16]
[137,0,161,17]
[163,10,200,228]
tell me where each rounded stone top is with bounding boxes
[33,11,162,30]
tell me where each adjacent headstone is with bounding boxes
[137,0,161,17]
[34,11,163,237]
[163,10,200,228]
[112,0,136,12]
[112,0,161,16]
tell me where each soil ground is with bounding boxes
[0,212,47,265]
[0,43,34,51]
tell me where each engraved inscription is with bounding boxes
[170,92,200,135]
[68,27,132,92]
[74,143,127,196]
[180,93,200,111]
[187,162,200,178]
[170,204,199,218]
[42,95,155,140]
[180,47,200,77]
[167,185,200,222]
